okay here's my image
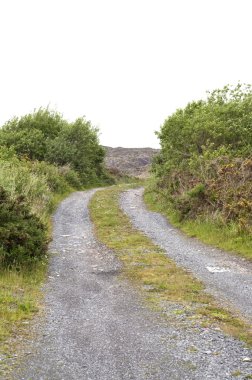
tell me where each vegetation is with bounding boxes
[150,84,252,258]
[0,263,45,348]
[0,108,112,186]
[0,187,47,267]
[90,185,252,345]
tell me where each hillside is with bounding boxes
[104,146,160,178]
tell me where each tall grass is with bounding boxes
[0,153,77,221]
[0,160,51,221]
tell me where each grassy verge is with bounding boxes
[89,184,252,346]
[144,186,252,261]
[0,263,46,344]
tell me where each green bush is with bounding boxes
[0,109,109,186]
[29,160,70,194]
[58,165,82,189]
[0,187,48,267]
[187,183,205,198]
[45,117,107,184]
[0,108,66,160]
[152,84,252,232]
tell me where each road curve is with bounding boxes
[120,188,252,323]
[13,190,252,380]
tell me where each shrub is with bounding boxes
[0,187,48,267]
[58,165,82,189]
[46,117,106,184]
[208,158,252,231]
[0,108,66,160]
[153,84,252,232]
[29,160,70,194]
[0,109,109,186]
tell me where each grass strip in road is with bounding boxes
[89,185,252,346]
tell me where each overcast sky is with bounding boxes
[0,0,251,148]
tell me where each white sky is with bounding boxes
[0,0,252,148]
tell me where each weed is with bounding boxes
[187,345,198,353]
[231,370,242,376]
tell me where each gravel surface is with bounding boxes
[12,190,252,379]
[120,188,252,323]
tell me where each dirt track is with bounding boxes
[13,190,252,380]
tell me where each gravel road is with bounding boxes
[13,190,252,380]
[120,188,252,323]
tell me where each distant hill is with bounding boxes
[104,146,160,178]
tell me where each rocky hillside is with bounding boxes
[104,146,160,178]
